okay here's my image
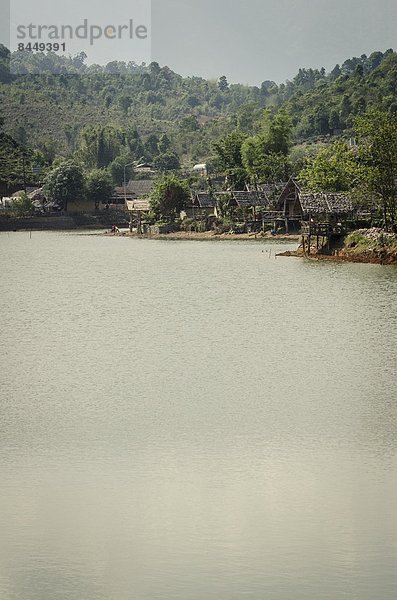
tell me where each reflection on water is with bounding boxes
[0,232,396,600]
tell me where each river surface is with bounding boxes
[0,231,397,600]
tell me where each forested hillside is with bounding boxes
[0,45,396,176]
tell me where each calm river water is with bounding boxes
[0,231,397,600]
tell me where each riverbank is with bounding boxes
[0,210,129,232]
[278,228,397,266]
[105,230,300,242]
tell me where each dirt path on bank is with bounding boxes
[106,230,300,242]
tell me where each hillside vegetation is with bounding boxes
[1,45,396,170]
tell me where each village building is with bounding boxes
[227,190,270,231]
[134,162,156,175]
[126,199,151,233]
[120,180,154,232]
[273,178,357,233]
[189,192,219,219]
[299,192,354,221]
[246,182,286,204]
[229,190,269,209]
[192,163,207,176]
[274,178,303,230]
[187,189,276,232]
[108,179,154,209]
[1,187,55,212]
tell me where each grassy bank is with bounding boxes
[341,229,397,263]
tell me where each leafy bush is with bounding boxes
[213,216,235,233]
[180,218,206,232]
[11,192,35,216]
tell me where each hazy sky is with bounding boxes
[151,0,397,84]
[1,0,397,84]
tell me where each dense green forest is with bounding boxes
[1,44,397,178]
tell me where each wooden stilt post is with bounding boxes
[137,211,142,235]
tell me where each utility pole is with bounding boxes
[124,161,135,232]
[22,152,27,193]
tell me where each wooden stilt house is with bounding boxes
[275,178,303,231]
[228,190,270,230]
[126,199,151,233]
[189,192,219,219]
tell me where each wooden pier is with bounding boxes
[301,222,345,255]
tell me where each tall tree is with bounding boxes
[79,125,124,169]
[153,152,180,171]
[241,111,292,182]
[86,169,113,209]
[145,134,160,159]
[213,131,247,189]
[125,127,145,160]
[218,76,229,92]
[150,174,190,221]
[298,141,360,192]
[355,109,397,228]
[262,110,292,155]
[108,154,134,186]
[158,133,171,154]
[44,161,85,211]
[242,137,290,182]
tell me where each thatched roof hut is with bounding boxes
[229,190,270,208]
